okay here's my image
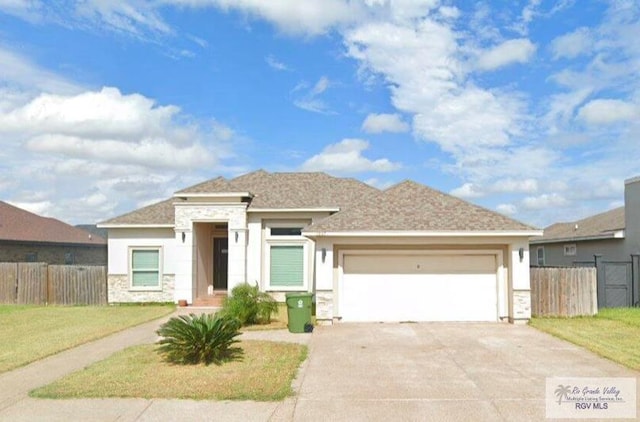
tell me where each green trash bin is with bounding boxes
[285,292,313,333]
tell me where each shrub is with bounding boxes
[156,313,242,365]
[220,283,279,326]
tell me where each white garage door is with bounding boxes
[340,253,498,322]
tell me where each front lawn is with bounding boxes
[0,305,175,373]
[530,308,640,370]
[31,340,307,401]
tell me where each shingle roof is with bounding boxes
[532,206,624,243]
[178,170,378,209]
[100,171,378,226]
[0,201,106,245]
[99,198,176,226]
[304,180,536,233]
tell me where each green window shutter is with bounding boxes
[132,250,160,287]
[270,245,304,287]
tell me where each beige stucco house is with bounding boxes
[98,170,540,323]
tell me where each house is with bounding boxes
[0,201,107,265]
[98,170,540,323]
[530,176,640,266]
[529,176,640,307]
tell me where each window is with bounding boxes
[265,222,309,290]
[536,247,545,266]
[563,244,577,256]
[270,227,302,236]
[270,245,304,287]
[130,248,161,289]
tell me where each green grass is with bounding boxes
[530,308,640,370]
[31,340,308,401]
[0,305,175,373]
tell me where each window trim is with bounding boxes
[536,246,545,266]
[129,246,163,291]
[264,221,310,291]
[563,244,577,256]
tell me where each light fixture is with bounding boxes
[181,232,186,243]
[518,247,524,262]
[321,248,327,263]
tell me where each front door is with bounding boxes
[213,237,228,290]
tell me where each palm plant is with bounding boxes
[220,283,279,325]
[156,313,242,365]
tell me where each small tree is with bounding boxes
[156,313,242,365]
[220,283,279,326]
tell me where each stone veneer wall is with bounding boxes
[108,274,175,303]
[511,289,531,323]
[315,290,333,324]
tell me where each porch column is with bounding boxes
[227,227,247,292]
[173,228,194,304]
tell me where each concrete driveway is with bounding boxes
[293,323,639,421]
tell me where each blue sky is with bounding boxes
[1,0,639,227]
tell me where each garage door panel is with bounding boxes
[341,253,498,322]
[344,254,495,275]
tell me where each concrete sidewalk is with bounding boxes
[0,310,311,422]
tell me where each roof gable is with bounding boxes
[305,180,535,233]
[0,201,106,245]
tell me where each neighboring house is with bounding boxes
[0,201,107,265]
[530,176,640,308]
[98,170,540,323]
[530,176,640,267]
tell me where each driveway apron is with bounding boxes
[292,323,640,422]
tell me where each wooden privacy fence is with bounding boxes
[530,267,598,317]
[0,262,107,305]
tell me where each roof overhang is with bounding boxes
[303,230,543,238]
[248,207,340,213]
[530,230,625,244]
[173,192,252,199]
[96,224,175,229]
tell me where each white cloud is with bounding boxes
[522,193,569,210]
[7,200,53,217]
[74,0,172,37]
[551,27,593,59]
[496,203,517,215]
[292,76,333,114]
[0,45,80,95]
[300,138,401,173]
[476,38,537,71]
[0,0,43,22]
[361,113,409,134]
[0,43,238,223]
[577,99,638,125]
[450,183,484,199]
[450,178,538,199]
[491,178,538,194]
[265,54,290,71]
[177,0,361,35]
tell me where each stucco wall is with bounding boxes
[531,239,625,267]
[0,242,106,265]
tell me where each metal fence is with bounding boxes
[530,267,598,317]
[0,262,107,305]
